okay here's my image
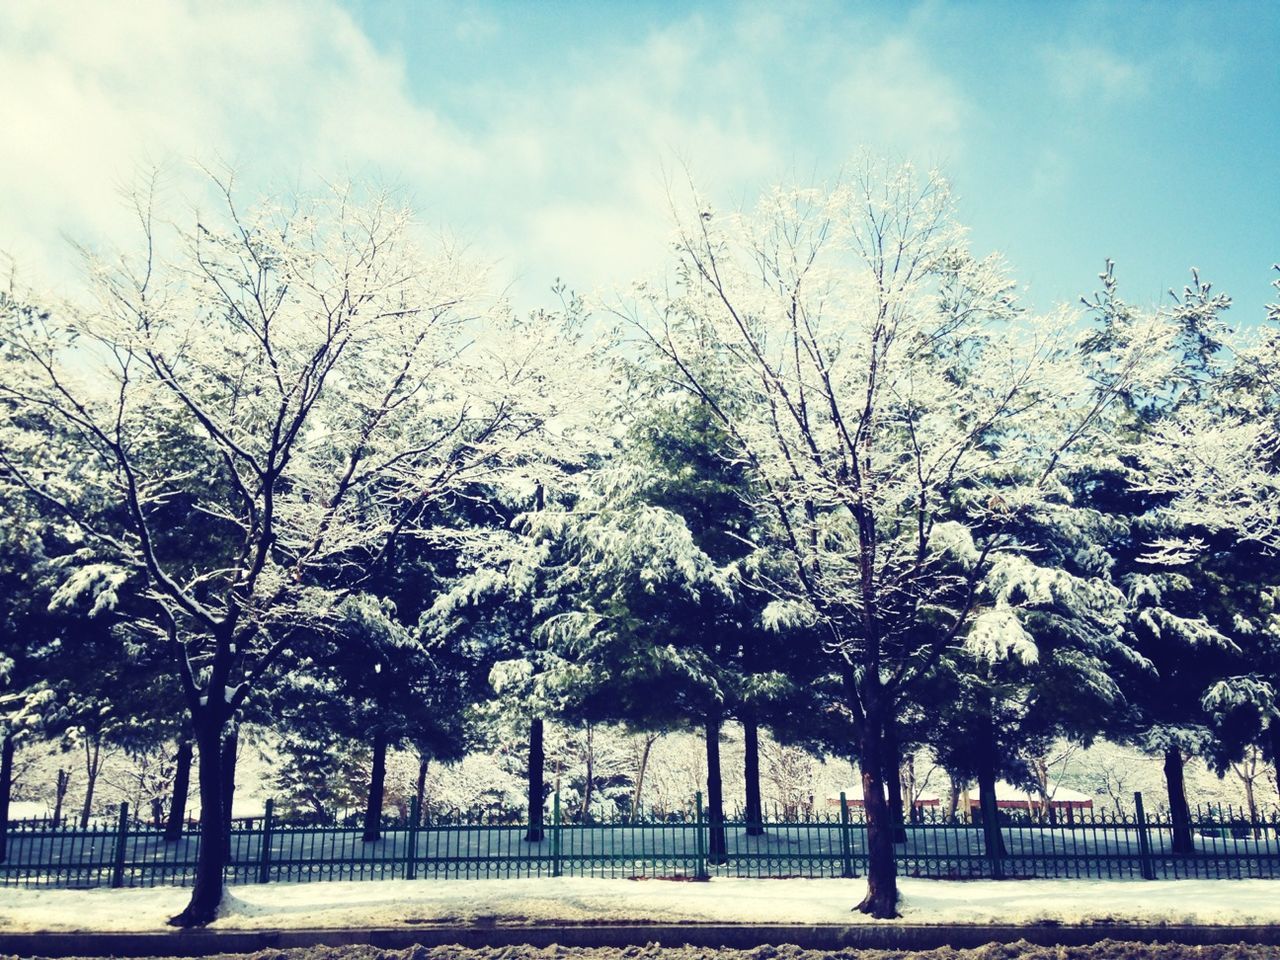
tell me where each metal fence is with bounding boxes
[3,790,1279,888]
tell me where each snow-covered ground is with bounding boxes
[1,876,1278,932]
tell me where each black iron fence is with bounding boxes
[3,790,1279,888]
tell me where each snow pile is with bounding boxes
[1,877,1279,933]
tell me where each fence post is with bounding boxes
[405,796,420,880]
[552,791,562,877]
[694,791,708,880]
[256,798,274,884]
[110,801,129,888]
[1134,791,1156,880]
[839,792,855,878]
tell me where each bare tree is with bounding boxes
[1096,754,1131,817]
[628,730,661,820]
[0,175,580,925]
[901,750,940,820]
[1024,742,1079,819]
[623,159,1169,915]
[1231,745,1265,833]
[760,735,814,819]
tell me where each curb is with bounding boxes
[4,924,1280,956]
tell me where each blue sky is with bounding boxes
[2,0,1276,320]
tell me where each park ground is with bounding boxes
[3,877,1280,932]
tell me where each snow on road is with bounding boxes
[1,876,1278,932]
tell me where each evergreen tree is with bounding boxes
[535,395,807,861]
[0,495,59,859]
[622,398,806,836]
[423,482,574,843]
[1163,267,1280,811]
[1076,262,1247,852]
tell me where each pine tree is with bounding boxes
[534,394,807,861]
[1076,261,1248,852]
[619,397,805,838]
[0,493,60,859]
[1167,267,1280,810]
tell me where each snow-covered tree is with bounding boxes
[1072,261,1261,852]
[421,294,607,843]
[0,178,582,925]
[759,734,817,819]
[1150,266,1280,812]
[270,723,369,822]
[621,397,815,835]
[530,393,804,860]
[919,466,1134,856]
[536,394,807,852]
[0,492,60,859]
[267,486,490,837]
[1133,266,1280,552]
[622,159,1169,916]
[423,483,573,843]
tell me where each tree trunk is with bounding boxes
[856,716,899,918]
[1243,776,1258,831]
[1164,747,1194,855]
[80,736,101,829]
[363,730,387,842]
[165,736,192,842]
[167,716,227,927]
[151,796,165,826]
[976,754,1007,859]
[1271,725,1280,808]
[415,753,429,825]
[220,728,238,859]
[704,715,727,865]
[975,703,1007,860]
[580,722,595,820]
[525,717,545,842]
[903,755,919,824]
[743,717,764,836]
[882,724,907,844]
[1031,757,1052,821]
[0,736,13,863]
[630,735,656,822]
[53,768,68,825]
[947,777,961,819]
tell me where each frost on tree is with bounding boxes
[621,158,1171,917]
[0,177,584,925]
[1135,266,1280,811]
[1068,260,1277,852]
[419,313,605,844]
[528,395,803,850]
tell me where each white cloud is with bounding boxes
[0,0,473,286]
[1028,147,1071,199]
[824,34,971,163]
[0,1,975,307]
[1041,44,1151,104]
